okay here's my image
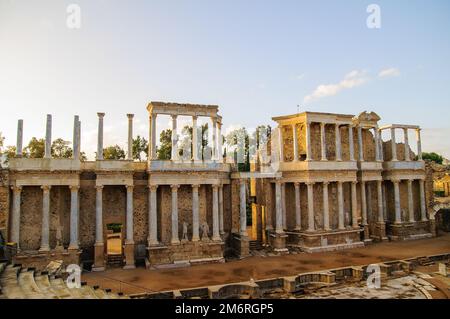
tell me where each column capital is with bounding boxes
[171,184,180,191]
[69,185,79,191]
[211,116,217,124]
[239,179,247,185]
[320,122,326,128]
[127,113,134,119]
[97,112,105,118]
[191,184,200,190]
[391,178,401,184]
[351,181,358,186]
[337,180,343,185]
[148,185,158,192]
[126,185,134,191]
[275,178,283,185]
[96,185,104,191]
[406,179,413,185]
[192,115,198,120]
[212,184,220,190]
[294,182,300,187]
[323,181,330,186]
[171,114,178,120]
[41,185,52,191]
[305,181,315,186]
[11,185,22,192]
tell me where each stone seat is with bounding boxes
[34,272,58,299]
[0,265,26,299]
[18,269,46,299]
[49,277,74,299]
[92,286,110,299]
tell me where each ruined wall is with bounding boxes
[0,169,9,239]
[383,141,416,161]
[19,186,42,250]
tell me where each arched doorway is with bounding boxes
[106,223,123,267]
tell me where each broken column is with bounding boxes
[44,114,52,159]
[16,119,23,157]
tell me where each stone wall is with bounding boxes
[0,169,9,239]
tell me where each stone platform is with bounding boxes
[387,220,433,241]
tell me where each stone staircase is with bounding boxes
[107,254,124,268]
[0,263,128,299]
[249,240,263,251]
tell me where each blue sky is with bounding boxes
[0,0,449,159]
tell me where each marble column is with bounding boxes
[294,182,301,230]
[278,126,284,162]
[349,126,355,161]
[382,183,387,221]
[39,185,51,252]
[404,128,410,161]
[192,116,199,161]
[419,179,427,221]
[393,179,401,223]
[240,180,248,237]
[16,119,23,157]
[281,183,286,229]
[335,124,342,161]
[275,180,283,233]
[69,185,80,250]
[44,114,52,159]
[150,114,157,160]
[191,184,200,241]
[95,186,104,244]
[126,186,134,243]
[73,116,80,160]
[127,114,134,160]
[358,126,364,161]
[374,127,381,161]
[10,186,22,248]
[361,181,368,225]
[171,115,178,161]
[377,181,384,223]
[351,182,358,228]
[320,123,327,161]
[323,182,330,231]
[337,182,345,230]
[416,129,422,161]
[391,128,398,161]
[377,128,384,161]
[148,185,159,245]
[306,182,315,231]
[171,185,180,244]
[217,121,223,162]
[292,124,298,162]
[407,180,415,222]
[212,117,217,160]
[305,123,312,161]
[212,185,221,241]
[219,185,224,234]
[97,113,105,160]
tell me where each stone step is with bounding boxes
[0,266,25,299]
[34,273,59,299]
[92,286,110,299]
[79,284,99,299]
[49,277,74,299]
[18,270,45,299]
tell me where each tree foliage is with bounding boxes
[103,145,126,160]
[51,138,72,158]
[157,129,172,160]
[422,152,444,164]
[24,137,45,158]
[132,135,148,161]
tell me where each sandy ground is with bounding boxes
[82,233,450,295]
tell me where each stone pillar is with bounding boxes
[361,181,368,225]
[212,117,217,160]
[393,179,401,223]
[150,114,157,160]
[217,121,223,162]
[377,128,384,161]
[358,126,364,161]
[171,185,180,244]
[124,185,135,269]
[240,180,248,237]
[191,184,200,241]
[407,180,415,222]
[278,125,284,162]
[281,183,286,229]
[127,114,134,160]
[97,113,105,160]
[306,182,315,232]
[377,180,386,240]
[171,115,178,161]
[349,126,355,161]
[382,183,387,221]
[69,185,80,250]
[44,114,52,159]
[192,116,199,161]
[419,179,427,221]
[10,186,22,248]
[374,127,381,161]
[391,128,397,161]
[275,180,283,234]
[351,182,358,228]
[219,185,224,234]
[294,182,301,230]
[323,182,330,231]
[148,185,159,245]
[305,122,312,161]
[335,124,342,161]
[39,185,51,252]
[320,123,327,161]
[73,116,80,160]
[292,124,298,162]
[416,129,422,161]
[404,128,410,161]
[212,185,221,241]
[93,186,105,271]
[337,181,345,230]
[16,119,23,157]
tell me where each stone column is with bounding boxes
[382,183,387,221]
[407,180,415,222]
[292,124,298,162]
[171,185,180,244]
[69,185,80,250]
[275,180,283,233]
[97,113,105,160]
[349,126,355,161]
[305,122,312,161]
[150,114,157,160]
[335,124,342,161]
[306,182,315,231]
[44,114,52,159]
[239,180,248,237]
[127,114,134,160]
[404,128,410,161]
[358,126,364,161]
[278,125,284,162]
[419,179,427,221]
[10,186,22,248]
[416,129,422,161]
[320,123,327,161]
[148,185,159,245]
[212,117,217,160]
[191,184,200,241]
[39,185,51,252]
[126,186,134,243]
[391,128,397,161]
[192,116,199,161]
[171,115,178,161]
[217,121,223,162]
[361,181,368,225]
[351,182,358,228]
[212,185,221,241]
[323,182,330,231]
[281,183,286,229]
[219,185,224,234]
[73,116,80,160]
[378,128,384,161]
[294,182,301,230]
[372,127,380,161]
[16,119,23,157]
[337,181,345,229]
[377,181,384,223]
[93,185,104,271]
[393,179,401,223]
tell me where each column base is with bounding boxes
[68,243,79,251]
[38,246,50,253]
[93,242,105,271]
[269,232,287,252]
[123,242,135,269]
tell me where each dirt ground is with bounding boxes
[82,233,450,295]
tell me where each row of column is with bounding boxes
[148,113,223,161]
[391,179,427,223]
[386,127,423,161]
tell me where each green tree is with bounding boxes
[132,135,148,161]
[51,138,73,158]
[157,129,172,160]
[24,137,45,158]
[4,146,18,160]
[226,127,250,171]
[422,152,444,164]
[103,145,126,160]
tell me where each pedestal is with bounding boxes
[372,222,388,242]
[123,242,136,269]
[269,232,288,254]
[92,243,105,271]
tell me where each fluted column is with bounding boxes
[127,114,134,160]
[239,179,248,237]
[281,183,286,229]
[323,182,330,231]
[337,181,345,229]
[275,180,283,234]
[212,117,217,160]
[351,182,358,228]
[407,180,415,222]
[393,179,401,223]
[148,185,159,245]
[349,126,355,161]
[358,126,364,161]
[294,182,301,230]
[16,119,23,157]
[335,124,342,161]
[292,124,298,162]
[306,182,315,231]
[10,186,22,248]
[419,179,427,221]
[97,113,105,160]
[361,181,368,225]
[391,128,398,161]
[69,185,80,250]
[126,185,134,243]
[171,185,180,244]
[320,123,327,161]
[192,116,199,161]
[403,128,410,161]
[191,184,200,241]
[212,185,221,241]
[305,122,312,161]
[171,115,178,161]
[374,127,381,161]
[39,185,51,252]
[416,129,422,160]
[218,185,224,234]
[95,186,104,244]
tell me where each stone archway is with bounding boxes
[431,202,450,234]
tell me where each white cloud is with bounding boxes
[296,73,306,80]
[303,70,369,104]
[378,67,400,78]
